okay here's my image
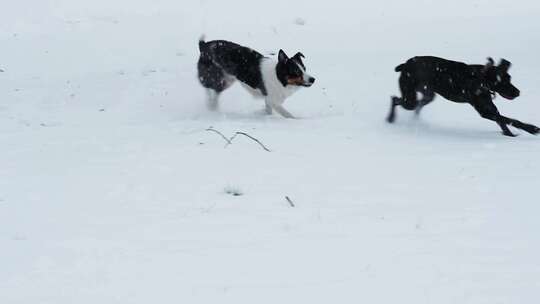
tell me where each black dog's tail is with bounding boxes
[394,63,405,72]
[198,35,207,52]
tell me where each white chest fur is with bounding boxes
[260,58,300,104]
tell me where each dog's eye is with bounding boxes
[289,67,301,77]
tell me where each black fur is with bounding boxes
[275,50,313,87]
[198,39,267,94]
[387,56,539,137]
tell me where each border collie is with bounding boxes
[387,56,539,136]
[197,37,315,118]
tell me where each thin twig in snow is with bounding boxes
[234,132,271,152]
[206,127,232,145]
[205,127,271,152]
[285,196,295,207]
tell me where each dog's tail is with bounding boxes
[198,35,207,52]
[394,63,405,72]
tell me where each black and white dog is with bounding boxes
[197,37,315,118]
[387,56,540,136]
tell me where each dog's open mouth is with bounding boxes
[288,76,314,87]
[499,92,518,100]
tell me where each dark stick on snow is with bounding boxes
[206,127,271,152]
[233,132,271,152]
[206,127,232,145]
[285,196,295,207]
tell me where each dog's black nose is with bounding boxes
[309,77,316,83]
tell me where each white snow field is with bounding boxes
[1,0,540,303]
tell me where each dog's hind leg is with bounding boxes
[386,96,401,123]
[470,98,516,136]
[206,89,220,111]
[198,56,234,111]
[387,73,418,123]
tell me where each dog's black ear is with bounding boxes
[292,52,306,69]
[499,59,511,72]
[293,52,305,60]
[278,49,289,63]
[483,57,495,73]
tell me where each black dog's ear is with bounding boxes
[483,57,495,73]
[293,52,305,60]
[499,59,511,72]
[278,50,289,63]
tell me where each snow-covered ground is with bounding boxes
[1,1,540,303]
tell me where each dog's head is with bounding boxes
[483,58,520,100]
[276,50,315,88]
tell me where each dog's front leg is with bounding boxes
[471,97,516,137]
[500,116,540,135]
[272,104,296,119]
[264,100,273,115]
[267,97,296,119]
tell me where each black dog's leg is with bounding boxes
[415,90,435,116]
[387,74,418,123]
[499,116,540,135]
[471,97,516,137]
[387,96,400,123]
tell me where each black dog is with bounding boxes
[387,56,539,136]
